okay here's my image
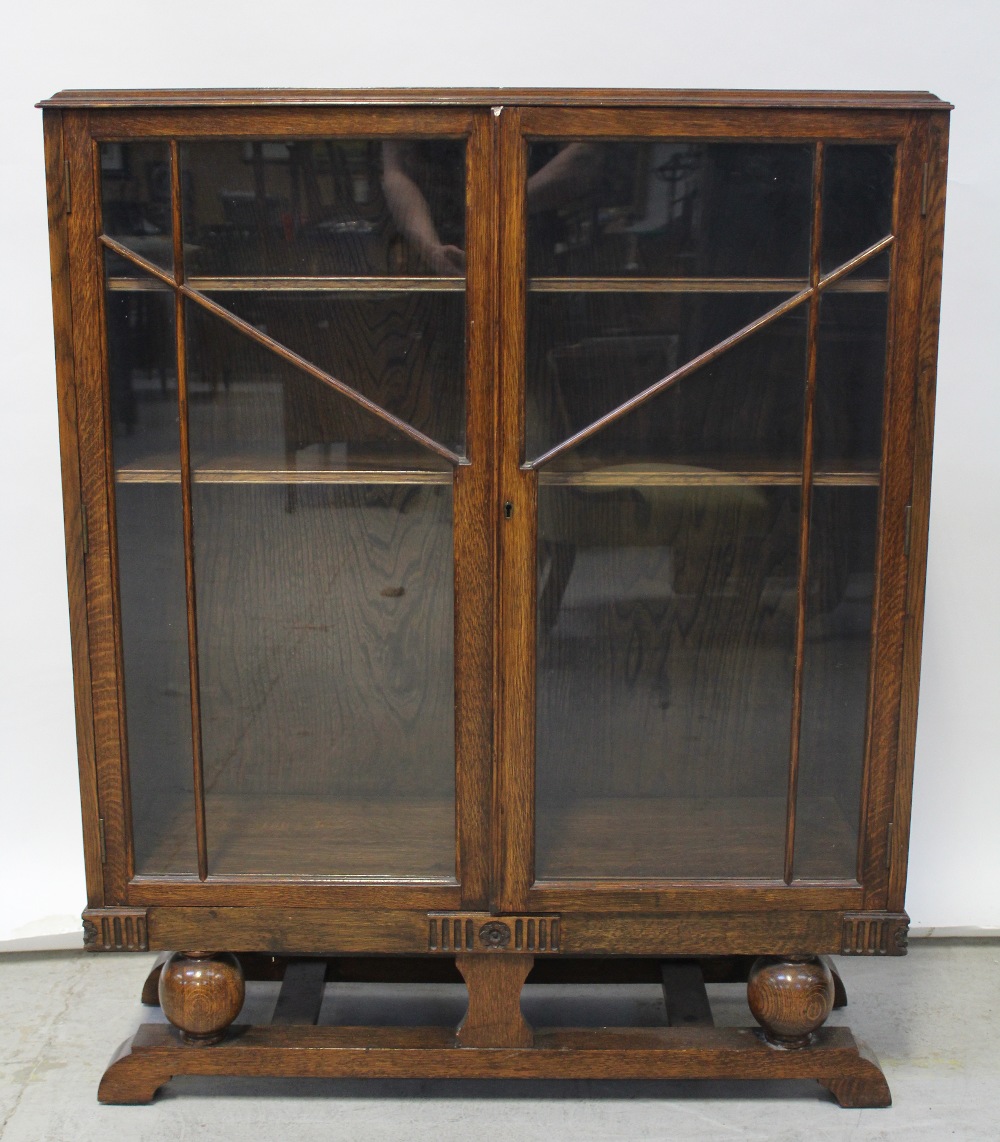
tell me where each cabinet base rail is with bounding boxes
[98,952,889,1106]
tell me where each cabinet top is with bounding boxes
[38,88,951,111]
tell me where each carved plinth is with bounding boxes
[747,955,835,1049]
[158,952,245,1046]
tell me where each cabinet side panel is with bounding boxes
[888,113,950,912]
[43,109,104,908]
[65,110,131,900]
[859,116,926,906]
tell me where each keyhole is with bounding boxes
[504,501,513,520]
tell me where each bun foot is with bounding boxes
[747,955,834,1049]
[158,951,245,1045]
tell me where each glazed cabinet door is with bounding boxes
[495,105,928,915]
[62,106,495,908]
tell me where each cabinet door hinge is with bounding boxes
[98,817,107,864]
[64,160,72,214]
[885,820,894,869]
[81,502,89,555]
[921,162,928,216]
[903,503,912,557]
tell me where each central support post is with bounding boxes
[455,954,535,1047]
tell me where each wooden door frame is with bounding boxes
[56,103,498,912]
[492,104,940,917]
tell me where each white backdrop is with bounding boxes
[2,0,998,946]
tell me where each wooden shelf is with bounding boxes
[141,794,457,879]
[137,791,856,883]
[536,458,879,487]
[106,276,466,294]
[106,274,886,296]
[537,795,857,881]
[115,452,452,485]
[528,277,889,294]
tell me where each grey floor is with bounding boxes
[1,940,997,1140]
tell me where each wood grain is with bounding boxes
[888,112,950,913]
[785,142,825,884]
[535,796,856,881]
[452,110,497,907]
[95,1021,892,1105]
[41,98,948,1106]
[859,117,926,906]
[455,954,534,1046]
[41,89,949,109]
[65,109,136,899]
[43,110,105,907]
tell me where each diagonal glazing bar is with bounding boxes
[99,234,467,467]
[524,233,895,471]
[167,141,209,882]
[785,141,826,885]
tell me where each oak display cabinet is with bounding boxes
[39,89,949,1105]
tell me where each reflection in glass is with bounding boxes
[795,487,879,879]
[100,142,175,273]
[184,301,454,476]
[815,287,888,471]
[526,142,813,278]
[194,482,456,876]
[203,292,466,453]
[104,266,195,873]
[535,485,800,879]
[182,295,457,877]
[180,140,466,277]
[821,145,895,277]
[528,305,807,469]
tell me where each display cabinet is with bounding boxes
[39,88,950,1105]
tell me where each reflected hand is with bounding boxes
[427,244,466,275]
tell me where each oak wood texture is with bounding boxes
[139,906,874,956]
[158,952,245,1045]
[43,111,105,908]
[96,1021,891,1105]
[747,955,835,1048]
[41,89,949,109]
[43,90,947,1104]
[889,112,950,914]
[455,954,534,1046]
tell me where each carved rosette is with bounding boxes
[479,921,512,949]
[428,913,560,953]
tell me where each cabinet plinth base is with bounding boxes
[98,1022,890,1106]
[101,953,888,1107]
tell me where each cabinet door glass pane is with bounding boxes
[821,145,895,277]
[528,302,806,469]
[526,142,813,278]
[531,281,807,876]
[202,291,465,455]
[186,303,456,877]
[101,142,174,273]
[104,264,196,874]
[795,486,878,879]
[181,140,466,277]
[536,482,800,879]
[794,267,889,879]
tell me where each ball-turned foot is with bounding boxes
[158,951,245,1045]
[747,955,834,1049]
